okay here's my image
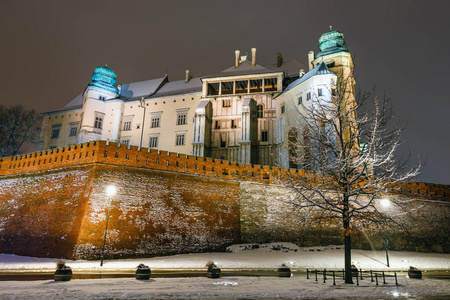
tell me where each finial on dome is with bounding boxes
[329,25,333,31]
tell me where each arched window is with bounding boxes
[257,104,264,118]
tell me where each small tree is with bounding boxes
[0,104,42,157]
[284,73,421,284]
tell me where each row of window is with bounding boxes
[298,89,324,105]
[121,133,186,149]
[51,124,79,139]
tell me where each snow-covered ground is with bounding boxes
[1,243,449,271]
[1,243,449,299]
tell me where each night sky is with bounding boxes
[0,0,448,184]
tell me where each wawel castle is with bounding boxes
[40,29,353,168]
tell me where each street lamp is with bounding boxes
[380,198,391,267]
[100,185,116,267]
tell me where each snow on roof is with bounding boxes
[120,76,168,100]
[275,62,335,98]
[266,58,308,77]
[150,78,202,98]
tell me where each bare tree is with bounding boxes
[0,104,42,157]
[284,73,421,284]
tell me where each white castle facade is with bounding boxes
[40,29,354,168]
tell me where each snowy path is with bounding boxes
[1,244,449,271]
[0,276,449,299]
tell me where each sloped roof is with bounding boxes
[204,60,281,78]
[266,58,308,77]
[120,76,168,100]
[275,62,335,98]
[150,78,202,98]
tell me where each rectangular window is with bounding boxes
[318,88,323,96]
[151,117,160,128]
[94,117,103,129]
[281,105,285,114]
[261,131,268,142]
[215,120,220,129]
[123,120,132,131]
[177,113,187,125]
[298,96,302,105]
[231,119,237,128]
[307,92,311,100]
[176,134,185,146]
[51,126,61,139]
[149,136,158,148]
[222,99,231,107]
[69,125,78,137]
[121,139,130,146]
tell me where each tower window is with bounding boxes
[281,105,285,114]
[298,96,302,105]
[307,92,311,100]
[318,88,323,96]
[94,117,103,129]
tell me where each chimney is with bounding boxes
[235,50,240,68]
[276,52,283,67]
[299,69,305,77]
[185,70,193,83]
[251,48,256,67]
[308,51,315,71]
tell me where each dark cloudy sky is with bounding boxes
[0,0,449,184]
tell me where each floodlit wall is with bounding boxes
[0,141,449,259]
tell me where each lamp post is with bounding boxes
[100,185,116,267]
[380,198,391,267]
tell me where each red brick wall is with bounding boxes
[2,141,448,201]
[0,166,95,258]
[0,163,240,259]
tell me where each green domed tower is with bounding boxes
[316,28,349,58]
[311,27,354,85]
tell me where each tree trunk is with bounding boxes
[343,197,353,284]
[344,230,353,284]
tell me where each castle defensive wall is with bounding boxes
[1,141,449,259]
